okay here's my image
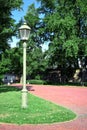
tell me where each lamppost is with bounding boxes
[19,21,31,108]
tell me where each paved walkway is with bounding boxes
[0,84,87,130]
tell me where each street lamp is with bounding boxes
[19,21,31,108]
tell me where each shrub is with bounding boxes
[27,79,46,85]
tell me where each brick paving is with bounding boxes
[0,84,87,130]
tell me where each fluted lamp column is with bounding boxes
[19,21,31,108]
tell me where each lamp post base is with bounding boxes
[21,89,28,108]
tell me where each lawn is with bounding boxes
[0,86,76,124]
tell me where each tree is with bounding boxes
[23,3,48,79]
[36,0,87,83]
[0,0,23,82]
[0,0,23,52]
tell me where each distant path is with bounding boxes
[0,84,87,130]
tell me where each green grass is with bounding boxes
[0,86,76,124]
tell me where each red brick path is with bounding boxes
[0,84,87,130]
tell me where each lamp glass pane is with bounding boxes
[25,29,30,39]
[19,29,30,41]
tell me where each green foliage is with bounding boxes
[0,58,11,74]
[0,47,22,76]
[35,0,87,78]
[1,0,87,83]
[9,47,23,75]
[0,86,76,124]
[26,47,48,77]
[0,0,23,78]
[27,79,46,85]
[25,4,39,28]
[63,37,80,57]
[23,3,49,78]
[35,75,41,80]
[0,0,23,52]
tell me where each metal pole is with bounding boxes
[22,42,28,108]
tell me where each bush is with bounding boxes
[27,79,46,85]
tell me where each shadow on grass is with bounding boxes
[11,85,35,92]
[0,85,20,93]
[4,84,35,92]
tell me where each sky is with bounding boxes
[10,0,38,47]
[11,0,48,51]
[12,0,40,23]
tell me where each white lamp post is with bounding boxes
[19,22,31,108]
